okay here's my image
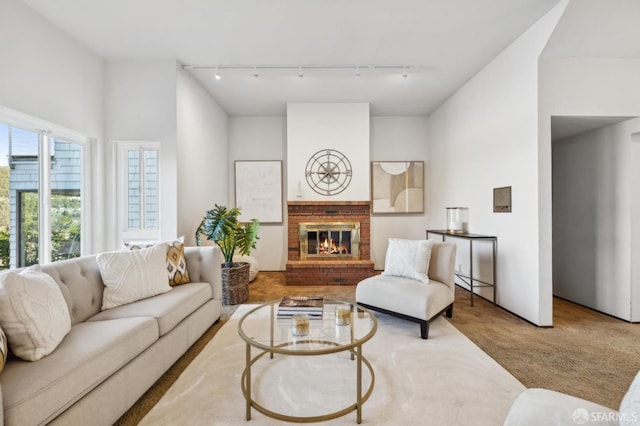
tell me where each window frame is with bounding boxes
[0,105,92,266]
[115,141,161,245]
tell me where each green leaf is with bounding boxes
[194,204,260,268]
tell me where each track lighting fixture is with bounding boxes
[184,64,418,79]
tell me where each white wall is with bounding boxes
[539,3,640,324]
[553,118,640,320]
[286,103,370,201]
[427,2,567,325]
[229,116,286,270]
[228,114,429,271]
[0,0,103,139]
[104,60,178,248]
[177,66,229,247]
[370,116,429,268]
[0,0,105,254]
[632,131,640,322]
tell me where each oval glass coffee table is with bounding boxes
[238,299,377,424]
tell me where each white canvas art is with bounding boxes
[235,160,283,223]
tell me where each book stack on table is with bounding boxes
[277,296,324,319]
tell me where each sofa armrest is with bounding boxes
[428,242,456,291]
[504,388,618,426]
[184,246,222,302]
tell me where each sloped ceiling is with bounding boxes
[543,0,640,141]
[542,0,640,58]
[23,0,560,115]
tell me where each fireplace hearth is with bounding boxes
[286,201,374,285]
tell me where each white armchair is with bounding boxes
[503,371,640,426]
[356,239,456,339]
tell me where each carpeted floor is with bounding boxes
[115,272,640,425]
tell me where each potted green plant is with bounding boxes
[195,204,260,304]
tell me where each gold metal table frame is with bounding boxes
[238,300,378,424]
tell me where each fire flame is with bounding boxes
[320,238,349,255]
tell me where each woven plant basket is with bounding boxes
[221,262,250,305]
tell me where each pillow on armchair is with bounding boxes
[381,238,435,283]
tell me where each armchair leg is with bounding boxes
[420,321,429,339]
[446,304,453,318]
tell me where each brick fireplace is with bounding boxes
[286,201,375,285]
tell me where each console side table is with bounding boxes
[426,230,497,307]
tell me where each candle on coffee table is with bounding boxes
[292,313,310,336]
[335,305,351,326]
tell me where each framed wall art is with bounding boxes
[371,161,424,214]
[235,160,283,224]
[493,186,512,213]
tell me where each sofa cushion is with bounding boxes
[98,243,171,310]
[0,316,158,426]
[356,274,453,321]
[0,265,72,361]
[381,238,434,284]
[40,255,105,325]
[88,282,212,336]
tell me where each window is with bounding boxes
[117,142,160,244]
[0,120,88,269]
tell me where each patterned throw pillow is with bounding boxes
[0,326,7,373]
[123,241,157,251]
[167,238,190,286]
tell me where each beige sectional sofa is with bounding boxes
[0,245,222,426]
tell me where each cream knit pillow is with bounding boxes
[381,238,434,284]
[0,265,71,361]
[98,243,171,310]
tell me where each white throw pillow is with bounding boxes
[0,265,71,361]
[98,243,171,310]
[381,238,434,283]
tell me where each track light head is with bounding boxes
[253,67,259,78]
[298,66,303,78]
[402,66,408,78]
[214,67,221,80]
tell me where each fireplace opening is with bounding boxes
[299,222,360,260]
[309,231,351,255]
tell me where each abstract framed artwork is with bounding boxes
[371,161,424,214]
[234,160,283,224]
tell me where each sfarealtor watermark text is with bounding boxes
[573,408,638,424]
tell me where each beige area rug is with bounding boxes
[140,305,525,425]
